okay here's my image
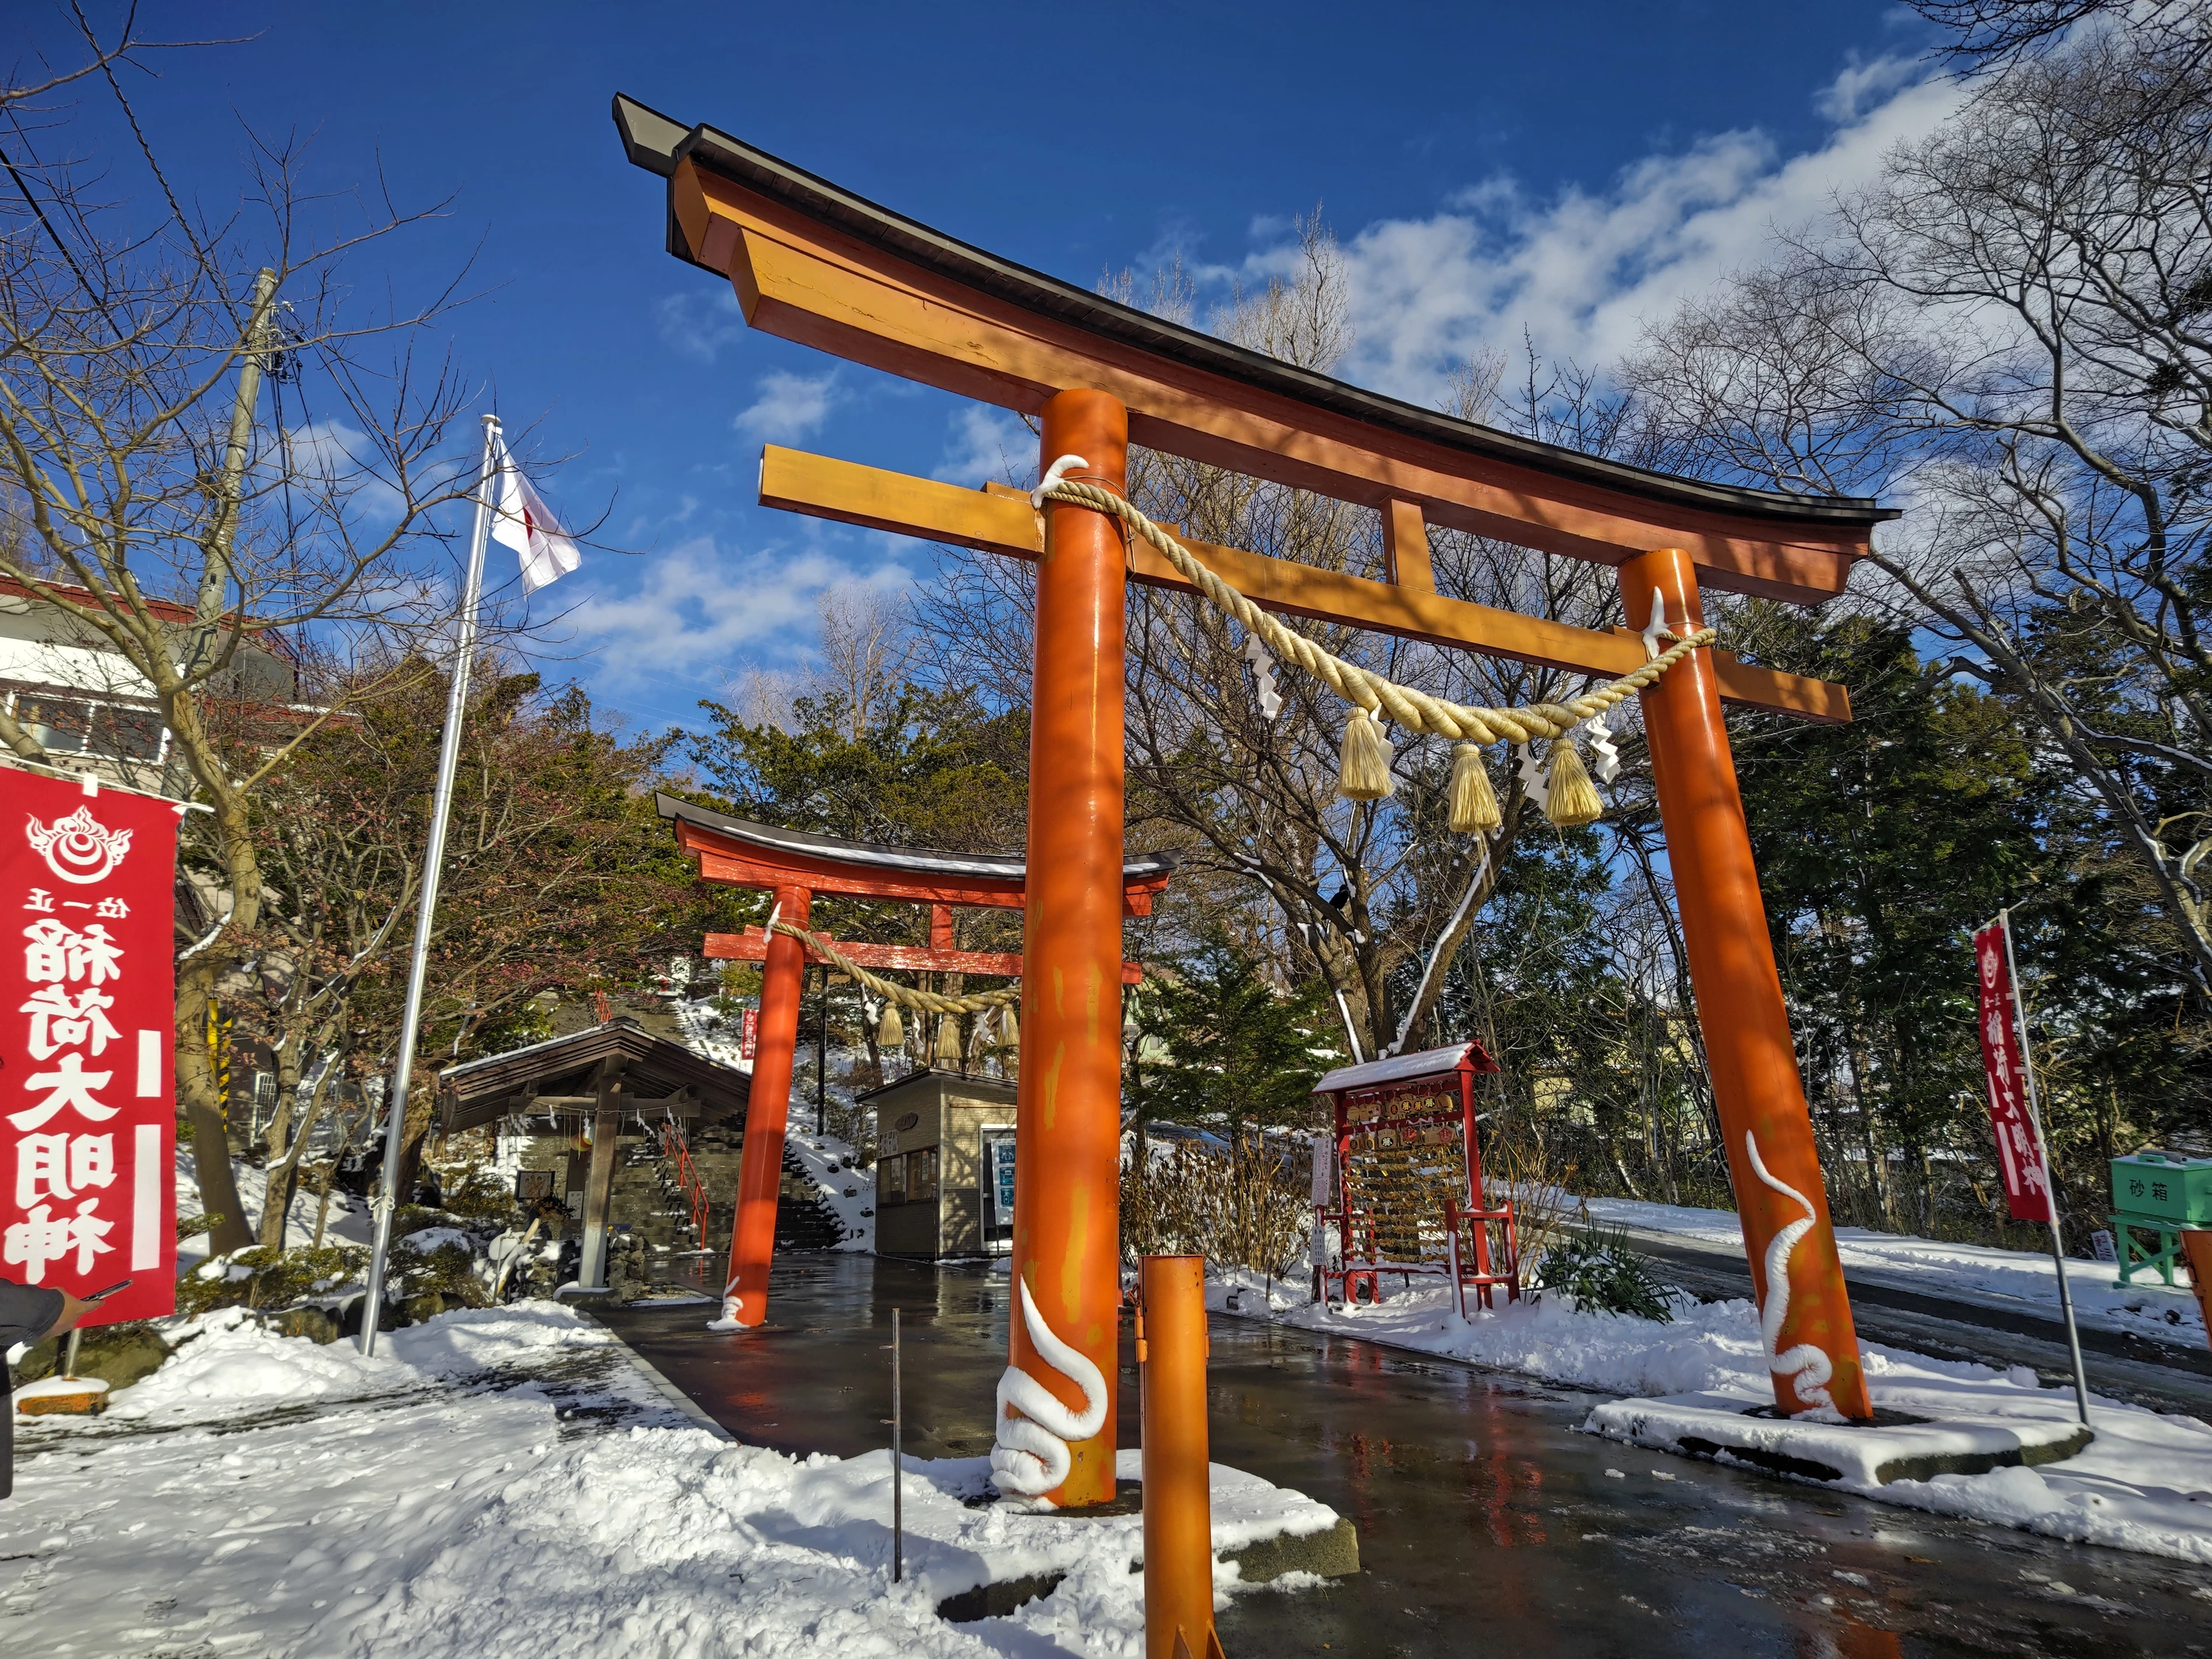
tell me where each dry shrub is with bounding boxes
[1484,1129,1579,1276]
[1121,1133,1310,1276]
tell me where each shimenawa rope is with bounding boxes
[1033,459,1716,830]
[760,917,1019,1046]
[762,470,1714,1024]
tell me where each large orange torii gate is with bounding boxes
[656,796,1172,1333]
[617,96,1899,1500]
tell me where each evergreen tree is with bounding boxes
[1127,941,1332,1136]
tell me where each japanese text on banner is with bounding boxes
[3,773,181,1323]
[1972,921,2052,1225]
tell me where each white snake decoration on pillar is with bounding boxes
[1743,1130,1835,1411]
[990,1279,1110,1500]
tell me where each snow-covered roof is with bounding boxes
[1312,1042,1486,1096]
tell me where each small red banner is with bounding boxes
[740,1007,759,1063]
[1973,920,2052,1225]
[4,770,182,1324]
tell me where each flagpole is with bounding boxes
[358,413,501,1356]
[1999,908,2092,1426]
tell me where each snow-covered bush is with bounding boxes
[1533,1228,1674,1322]
[175,1243,369,1318]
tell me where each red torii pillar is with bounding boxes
[723,881,808,1326]
[1622,548,1869,1418]
[1012,390,1130,1506]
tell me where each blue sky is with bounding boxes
[17,1,1958,734]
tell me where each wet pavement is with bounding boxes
[597,1255,2212,1658]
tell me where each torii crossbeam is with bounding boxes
[619,96,1897,1500]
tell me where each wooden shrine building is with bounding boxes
[439,1017,750,1293]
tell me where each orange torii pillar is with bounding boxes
[1623,547,1871,1418]
[1007,389,1130,1506]
[723,880,810,1327]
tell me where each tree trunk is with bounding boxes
[256,1086,330,1250]
[176,960,254,1256]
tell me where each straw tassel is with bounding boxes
[1446,742,1501,834]
[998,1003,1019,1049]
[933,1012,964,1068]
[1337,708,1396,801]
[1543,738,1604,828]
[877,1001,904,1050]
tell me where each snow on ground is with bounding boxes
[7,1301,1327,1658]
[1579,1193,2206,1348]
[175,1147,373,1274]
[1207,1270,2212,1565]
[785,1127,876,1249]
[673,990,754,1077]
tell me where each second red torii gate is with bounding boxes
[655,795,1173,1326]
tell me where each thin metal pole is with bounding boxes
[358,414,501,1357]
[891,1306,904,1582]
[2000,909,2093,1426]
[817,968,828,1135]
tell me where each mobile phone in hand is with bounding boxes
[84,1279,132,1301]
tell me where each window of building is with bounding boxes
[13,692,167,762]
[877,1153,906,1203]
[906,1146,939,1202]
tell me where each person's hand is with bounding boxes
[40,1292,91,1343]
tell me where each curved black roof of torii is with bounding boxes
[655,793,1178,884]
[612,92,1896,538]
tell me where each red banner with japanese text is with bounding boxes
[4,768,181,1324]
[1972,919,2052,1225]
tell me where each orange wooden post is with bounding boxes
[721,881,810,1328]
[1139,1255,1223,1659]
[1006,388,1129,1506]
[1619,548,1871,1419]
[2182,1231,2212,1353]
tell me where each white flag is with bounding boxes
[489,434,581,593]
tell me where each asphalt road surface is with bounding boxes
[1601,1224,2212,1418]
[599,1255,2212,1658]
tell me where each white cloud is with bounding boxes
[734,370,842,442]
[1816,52,1927,123]
[573,534,911,696]
[1225,61,1966,407]
[653,288,750,364]
[932,406,1035,486]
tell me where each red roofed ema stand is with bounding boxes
[1309,1040,1517,1318]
